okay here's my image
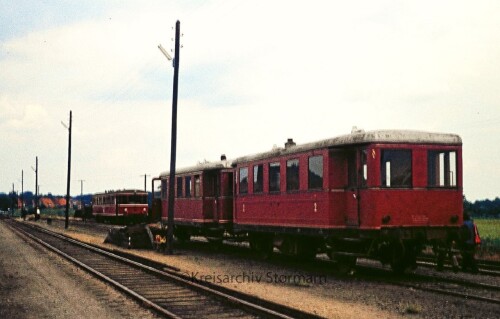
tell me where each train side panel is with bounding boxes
[160,166,233,236]
[234,149,332,230]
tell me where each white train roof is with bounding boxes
[232,129,462,164]
[158,130,461,175]
[94,189,147,196]
[160,160,232,178]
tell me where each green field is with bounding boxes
[475,218,500,258]
[475,218,500,239]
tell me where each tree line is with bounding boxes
[464,196,500,218]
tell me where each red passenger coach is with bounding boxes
[155,129,463,271]
[92,190,148,224]
[158,159,234,241]
[232,130,463,270]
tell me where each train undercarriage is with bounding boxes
[166,222,462,273]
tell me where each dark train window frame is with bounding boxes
[360,149,368,188]
[161,179,168,199]
[286,158,300,192]
[308,155,323,190]
[176,176,183,197]
[253,164,264,193]
[380,149,412,188]
[193,175,201,197]
[239,167,249,194]
[269,162,281,193]
[428,150,458,188]
[185,176,192,198]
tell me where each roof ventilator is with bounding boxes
[285,138,296,149]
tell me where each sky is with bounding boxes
[1,1,499,201]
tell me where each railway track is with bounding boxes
[350,261,500,306]
[14,218,500,310]
[416,255,500,276]
[42,217,500,277]
[4,220,322,319]
[178,237,500,306]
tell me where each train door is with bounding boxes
[330,148,361,227]
[345,149,360,226]
[204,171,218,222]
[218,171,233,222]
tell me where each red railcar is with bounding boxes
[158,160,234,241]
[92,190,148,224]
[156,129,463,271]
[232,130,462,270]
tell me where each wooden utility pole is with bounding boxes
[64,111,72,229]
[35,156,38,214]
[142,174,150,192]
[166,20,181,255]
[79,179,84,205]
[79,180,85,202]
[11,183,15,215]
[21,170,23,211]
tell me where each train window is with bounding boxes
[381,150,412,188]
[176,177,183,197]
[129,194,147,204]
[361,150,368,187]
[116,195,125,204]
[253,164,263,193]
[347,151,357,188]
[269,162,280,192]
[239,167,248,194]
[194,175,201,197]
[286,159,300,191]
[428,151,457,187]
[161,179,167,199]
[308,156,323,190]
[185,176,192,197]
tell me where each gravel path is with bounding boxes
[0,221,158,319]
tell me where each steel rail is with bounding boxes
[352,264,500,305]
[7,221,182,319]
[7,220,316,319]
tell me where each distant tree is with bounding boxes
[464,195,500,218]
[74,194,93,207]
[0,193,12,211]
[21,191,34,207]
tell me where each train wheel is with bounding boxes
[249,234,273,259]
[335,255,357,275]
[296,241,317,261]
[390,241,408,273]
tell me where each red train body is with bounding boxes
[156,130,463,270]
[93,190,148,224]
[158,162,234,240]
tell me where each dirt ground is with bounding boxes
[6,218,500,318]
[0,221,158,319]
